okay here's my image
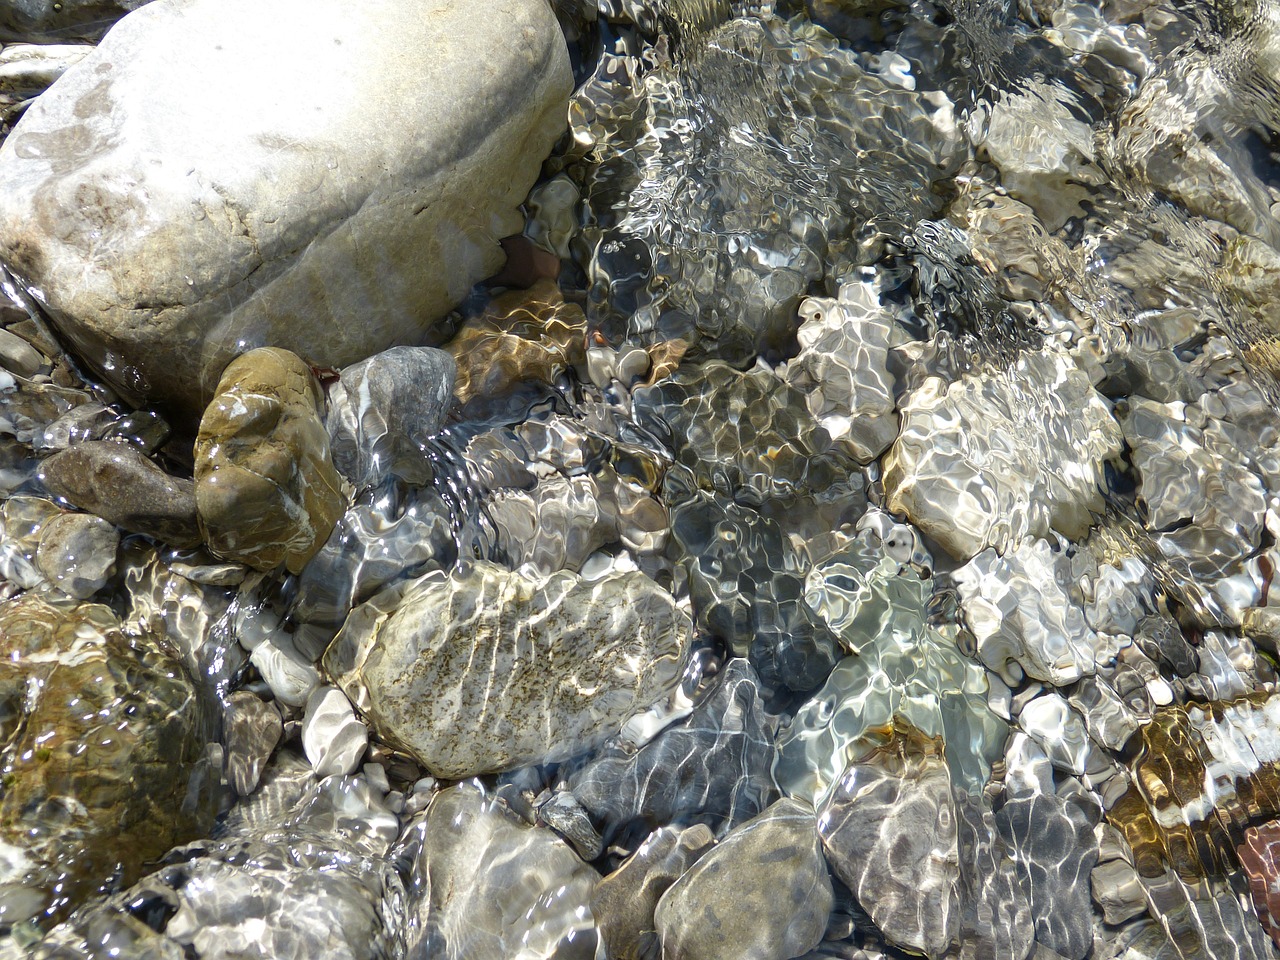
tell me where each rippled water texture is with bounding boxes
[6,0,1280,957]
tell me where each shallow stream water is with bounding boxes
[5,0,1280,957]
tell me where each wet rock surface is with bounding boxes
[0,593,216,926]
[399,782,597,960]
[653,797,833,960]
[3,0,1280,955]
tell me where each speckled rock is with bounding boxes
[592,825,716,960]
[325,346,456,488]
[0,593,216,926]
[323,560,690,778]
[35,511,118,598]
[884,349,1122,559]
[194,348,345,574]
[398,783,597,960]
[653,798,833,960]
[0,0,572,416]
[38,440,201,547]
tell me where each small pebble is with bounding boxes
[302,686,368,778]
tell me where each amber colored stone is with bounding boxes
[1239,821,1280,948]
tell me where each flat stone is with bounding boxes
[38,440,201,546]
[326,346,456,487]
[194,347,345,574]
[301,687,367,778]
[654,798,833,960]
[35,511,118,598]
[400,783,597,959]
[0,0,572,417]
[323,560,690,778]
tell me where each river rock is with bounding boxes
[0,593,216,925]
[323,560,690,778]
[568,658,778,840]
[301,686,367,778]
[653,798,833,960]
[0,0,572,417]
[817,723,959,958]
[222,692,281,797]
[38,440,201,546]
[35,511,118,598]
[326,346,456,488]
[399,783,597,960]
[194,347,345,574]
[884,349,1122,560]
[592,824,716,960]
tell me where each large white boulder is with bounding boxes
[0,0,571,418]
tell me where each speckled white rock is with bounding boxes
[323,560,690,778]
[884,349,1122,560]
[302,687,367,778]
[0,0,572,416]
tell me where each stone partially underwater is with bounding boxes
[4,0,1280,957]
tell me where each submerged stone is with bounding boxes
[323,560,690,778]
[194,347,345,574]
[653,797,833,960]
[884,349,1122,560]
[0,0,572,417]
[34,511,118,599]
[398,783,597,960]
[0,593,215,926]
[568,658,778,840]
[325,345,456,488]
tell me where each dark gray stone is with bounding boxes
[326,346,456,487]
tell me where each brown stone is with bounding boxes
[194,347,345,574]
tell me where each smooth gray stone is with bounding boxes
[0,0,571,417]
[818,727,960,959]
[592,824,715,960]
[654,798,833,960]
[399,783,597,960]
[222,691,281,797]
[323,560,690,778]
[38,440,201,546]
[0,0,147,41]
[568,658,778,841]
[0,326,44,377]
[35,510,118,598]
[326,346,456,487]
